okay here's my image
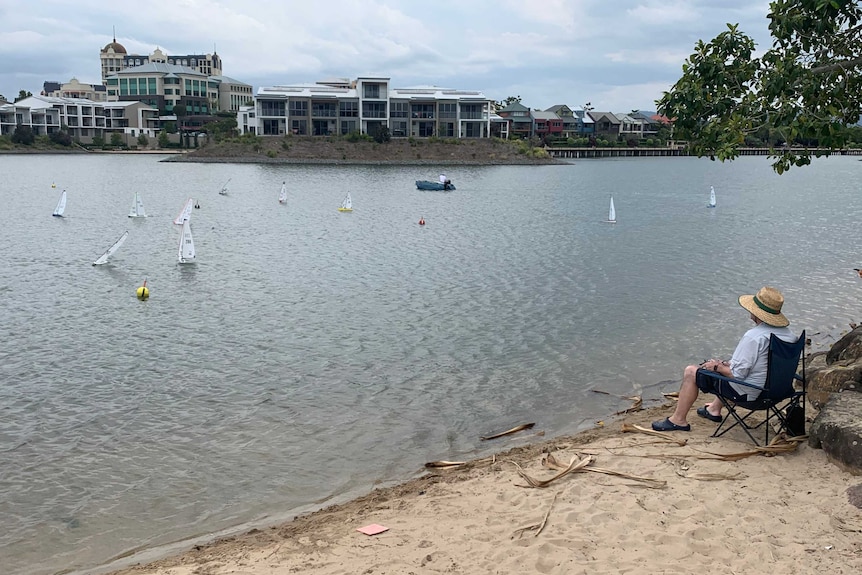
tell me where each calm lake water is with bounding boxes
[1,153,860,575]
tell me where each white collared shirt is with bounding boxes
[729,322,796,388]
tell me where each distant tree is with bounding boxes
[172,104,187,117]
[14,90,32,102]
[49,130,72,146]
[0,94,6,102]
[12,125,34,144]
[372,125,391,143]
[110,132,123,147]
[158,131,169,148]
[658,0,862,173]
[163,121,178,134]
[91,136,105,148]
[202,116,237,142]
[496,95,522,108]
[137,133,149,147]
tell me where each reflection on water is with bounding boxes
[1,154,861,575]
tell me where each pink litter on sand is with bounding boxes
[356,524,389,536]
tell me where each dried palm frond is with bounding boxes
[424,460,467,469]
[510,454,593,488]
[615,395,643,415]
[512,493,558,539]
[543,453,666,489]
[481,423,535,441]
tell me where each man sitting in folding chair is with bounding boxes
[652,286,796,434]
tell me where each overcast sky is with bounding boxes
[0,0,773,112]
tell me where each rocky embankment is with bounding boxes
[164,136,563,165]
[808,327,862,474]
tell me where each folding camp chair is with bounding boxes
[695,331,806,446]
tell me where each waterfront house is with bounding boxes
[588,111,622,140]
[546,105,578,138]
[496,101,533,139]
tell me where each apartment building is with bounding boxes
[243,77,493,138]
[1,95,158,142]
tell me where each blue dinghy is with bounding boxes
[416,180,455,191]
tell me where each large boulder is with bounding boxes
[806,336,862,408]
[808,391,862,475]
[825,326,862,364]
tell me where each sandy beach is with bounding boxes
[106,401,862,575]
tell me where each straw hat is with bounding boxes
[738,286,789,327]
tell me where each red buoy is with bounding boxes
[419,218,425,226]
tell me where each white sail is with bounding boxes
[708,186,717,208]
[93,231,129,266]
[219,178,230,196]
[53,190,67,217]
[278,181,287,204]
[607,196,616,223]
[339,192,353,211]
[173,198,194,225]
[129,191,147,218]
[178,219,196,264]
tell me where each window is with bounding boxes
[363,84,380,99]
[439,103,457,118]
[288,100,308,117]
[339,101,358,117]
[391,102,408,118]
[340,120,357,134]
[461,104,483,120]
[260,101,285,116]
[391,120,407,137]
[312,102,337,117]
[362,102,386,118]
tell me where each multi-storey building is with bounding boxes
[106,62,214,115]
[100,38,222,84]
[1,95,158,142]
[495,101,533,139]
[241,77,493,138]
[42,78,108,102]
[100,40,249,113]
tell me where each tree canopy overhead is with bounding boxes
[657,0,862,173]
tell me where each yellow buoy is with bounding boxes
[136,279,149,301]
[51,182,56,188]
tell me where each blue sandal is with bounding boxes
[651,418,691,432]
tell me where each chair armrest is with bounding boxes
[695,368,766,392]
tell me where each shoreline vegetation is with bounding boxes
[163,136,562,165]
[103,400,862,575]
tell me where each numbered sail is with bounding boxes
[129,191,147,218]
[173,198,194,225]
[708,186,716,208]
[53,190,67,217]
[93,231,129,266]
[607,196,616,223]
[178,219,196,264]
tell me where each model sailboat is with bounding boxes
[707,186,717,208]
[278,181,287,204]
[173,198,194,225]
[177,219,195,264]
[129,191,147,217]
[338,192,353,212]
[219,178,230,196]
[52,190,67,217]
[605,196,616,223]
[93,231,129,266]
